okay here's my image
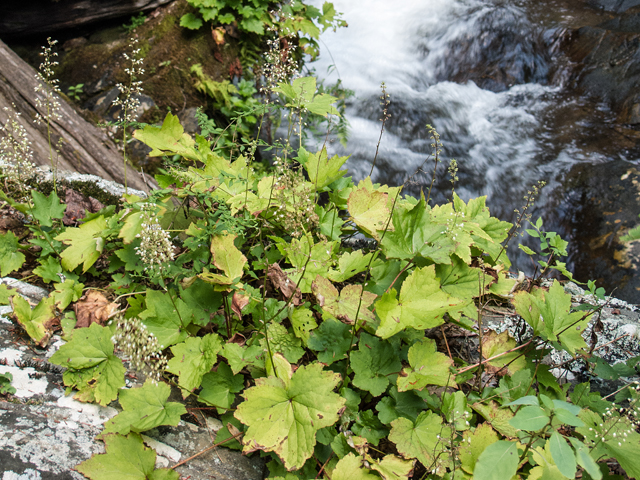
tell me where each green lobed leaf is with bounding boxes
[351,333,402,397]
[376,386,425,425]
[76,433,179,480]
[133,112,199,159]
[221,342,264,374]
[49,323,125,406]
[261,322,305,364]
[102,380,186,435]
[51,279,84,311]
[473,441,519,480]
[0,231,26,276]
[199,361,244,412]
[481,330,527,376]
[55,215,107,272]
[472,401,518,438]
[166,333,222,398]
[289,306,318,345]
[138,289,193,348]
[397,338,455,391]
[327,250,373,283]
[31,190,66,227]
[389,411,452,473]
[381,196,456,263]
[307,317,354,365]
[300,147,349,190]
[235,355,346,471]
[352,410,388,446]
[375,265,464,339]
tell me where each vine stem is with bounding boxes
[456,339,533,375]
[169,430,244,470]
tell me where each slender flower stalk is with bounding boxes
[34,38,62,192]
[0,107,38,200]
[112,37,145,194]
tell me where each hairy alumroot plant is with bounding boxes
[34,37,62,191]
[0,107,38,200]
[112,37,145,193]
[271,155,319,238]
[112,316,167,383]
[134,204,175,274]
[260,14,300,101]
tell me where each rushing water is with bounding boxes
[308,0,640,301]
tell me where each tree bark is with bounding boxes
[0,0,174,38]
[0,38,151,192]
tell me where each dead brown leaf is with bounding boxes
[231,292,250,319]
[268,263,302,306]
[212,26,225,45]
[74,290,118,328]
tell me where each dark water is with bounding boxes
[309,0,640,302]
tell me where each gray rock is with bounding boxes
[0,311,264,480]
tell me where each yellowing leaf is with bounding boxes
[312,275,376,326]
[375,266,464,339]
[235,354,345,471]
[348,180,392,240]
[481,330,526,376]
[397,338,456,391]
[55,215,107,272]
[11,295,56,347]
[201,234,247,288]
[471,401,518,438]
[332,454,379,480]
[459,423,499,474]
[133,112,199,160]
[369,454,415,480]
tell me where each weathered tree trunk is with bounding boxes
[0,38,151,192]
[0,0,174,38]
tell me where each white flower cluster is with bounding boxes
[34,38,62,125]
[134,204,175,273]
[112,316,167,383]
[0,107,38,199]
[112,37,145,123]
[261,14,299,99]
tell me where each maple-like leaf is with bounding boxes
[31,190,66,227]
[375,266,464,339]
[11,295,57,347]
[312,275,376,326]
[235,354,345,471]
[138,289,193,348]
[102,380,186,436]
[332,453,380,480]
[0,231,26,276]
[199,233,247,289]
[76,433,179,480]
[351,333,402,397]
[166,333,222,398]
[133,112,199,160]
[300,147,349,189]
[389,411,452,473]
[513,280,590,355]
[397,338,456,391]
[49,322,125,406]
[55,215,107,272]
[348,179,393,239]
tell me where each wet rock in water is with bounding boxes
[429,3,552,92]
[561,1,640,123]
[0,0,174,39]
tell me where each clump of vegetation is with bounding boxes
[0,18,639,480]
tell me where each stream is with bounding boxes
[309,0,640,302]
